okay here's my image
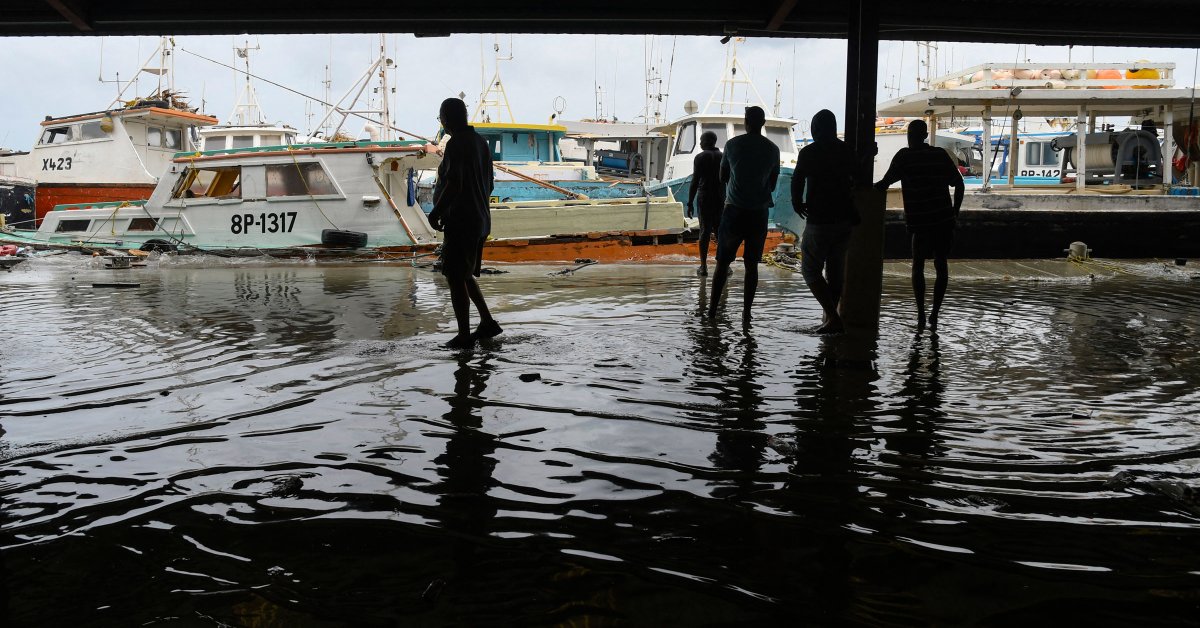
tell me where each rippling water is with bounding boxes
[2,256,1199,626]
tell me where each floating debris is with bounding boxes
[92,282,141,289]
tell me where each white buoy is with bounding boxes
[1066,241,1091,260]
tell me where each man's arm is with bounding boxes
[948,154,965,214]
[720,147,731,186]
[429,140,460,231]
[687,152,703,217]
[791,154,807,218]
[874,151,903,191]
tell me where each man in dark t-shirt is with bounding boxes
[875,119,965,331]
[792,109,858,334]
[430,97,502,349]
[687,131,724,276]
[707,106,780,325]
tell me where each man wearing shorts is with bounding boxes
[430,97,502,349]
[875,119,965,331]
[687,130,724,276]
[706,106,780,324]
[792,109,858,334]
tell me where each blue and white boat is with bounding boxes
[643,40,800,232]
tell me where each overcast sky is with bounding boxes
[1,34,1196,150]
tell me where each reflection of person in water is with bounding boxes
[788,336,879,620]
[707,332,768,497]
[433,356,498,595]
[887,333,946,465]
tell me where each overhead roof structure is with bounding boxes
[10,1,1200,47]
[878,89,1200,119]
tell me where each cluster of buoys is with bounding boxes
[935,63,1164,90]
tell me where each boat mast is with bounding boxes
[703,38,767,115]
[473,35,515,124]
[229,38,267,126]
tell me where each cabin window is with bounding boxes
[260,135,282,146]
[701,123,729,148]
[232,136,255,149]
[163,129,182,150]
[147,126,163,147]
[283,133,296,144]
[78,121,107,140]
[55,219,91,232]
[1026,142,1042,166]
[172,166,242,199]
[127,217,158,231]
[40,126,71,145]
[266,163,338,197]
[675,122,697,155]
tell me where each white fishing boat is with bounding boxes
[645,39,800,230]
[198,40,299,152]
[0,37,217,228]
[0,138,689,261]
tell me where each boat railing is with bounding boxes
[172,139,428,159]
[928,62,1176,91]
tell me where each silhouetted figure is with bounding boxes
[707,106,780,324]
[875,120,964,331]
[430,98,502,349]
[791,109,858,335]
[687,131,725,276]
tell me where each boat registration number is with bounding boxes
[231,212,298,234]
[1018,169,1061,177]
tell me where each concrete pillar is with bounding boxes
[1076,105,1087,191]
[839,0,884,333]
[982,107,992,189]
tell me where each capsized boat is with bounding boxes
[0,139,701,262]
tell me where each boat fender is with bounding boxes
[321,229,368,249]
[407,168,417,207]
[140,240,176,253]
[0,244,17,257]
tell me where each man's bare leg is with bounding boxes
[929,255,948,331]
[911,257,927,330]
[742,261,758,325]
[707,259,732,317]
[446,279,476,348]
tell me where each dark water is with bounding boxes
[2,258,1199,626]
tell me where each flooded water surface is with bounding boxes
[2,258,1199,626]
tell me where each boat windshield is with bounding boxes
[701,123,729,148]
[172,166,242,199]
[731,124,795,154]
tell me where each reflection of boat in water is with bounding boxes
[0,37,217,228]
[875,61,1200,258]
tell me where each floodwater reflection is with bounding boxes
[1,261,1198,625]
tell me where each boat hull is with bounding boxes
[35,183,157,224]
[648,167,797,226]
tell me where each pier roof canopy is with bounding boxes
[9,1,1200,47]
[878,89,1200,119]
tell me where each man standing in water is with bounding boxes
[687,131,724,276]
[707,106,780,324]
[791,109,858,335]
[430,97,502,349]
[875,119,965,331]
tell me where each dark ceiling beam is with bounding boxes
[43,0,91,32]
[766,0,799,31]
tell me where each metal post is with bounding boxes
[1163,106,1175,185]
[982,106,992,190]
[1076,105,1087,191]
[1007,115,1018,187]
[839,0,883,333]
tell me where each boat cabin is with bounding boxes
[657,113,799,183]
[445,123,565,163]
[200,124,299,151]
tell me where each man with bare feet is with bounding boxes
[430,97,503,349]
[875,119,964,331]
[706,106,780,325]
[791,109,858,335]
[687,131,724,276]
